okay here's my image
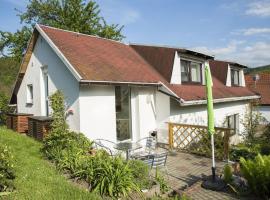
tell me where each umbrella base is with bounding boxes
[201,176,226,191]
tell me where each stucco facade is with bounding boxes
[17,35,80,131]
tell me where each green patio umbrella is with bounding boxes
[205,62,216,181]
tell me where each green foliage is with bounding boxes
[0,27,32,62]
[246,65,270,74]
[128,159,151,190]
[49,90,68,132]
[0,57,20,96]
[1,0,124,61]
[223,164,233,184]
[92,155,139,198]
[42,90,139,198]
[0,126,100,199]
[155,170,169,194]
[0,144,15,192]
[240,154,270,198]
[0,92,11,124]
[230,143,258,161]
[241,105,264,146]
[188,130,225,160]
[42,91,91,160]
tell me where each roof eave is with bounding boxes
[179,95,260,106]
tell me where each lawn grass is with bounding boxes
[0,126,100,200]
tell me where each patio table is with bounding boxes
[114,142,142,160]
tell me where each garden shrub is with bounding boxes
[92,155,139,197]
[223,164,233,184]
[0,144,15,192]
[240,154,270,198]
[42,90,142,198]
[128,159,151,190]
[0,92,11,125]
[42,91,92,160]
[155,170,169,194]
[230,144,258,161]
[188,131,225,160]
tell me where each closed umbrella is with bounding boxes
[205,62,216,181]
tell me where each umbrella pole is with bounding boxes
[211,133,216,182]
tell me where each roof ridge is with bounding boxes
[38,24,127,46]
[130,43,187,50]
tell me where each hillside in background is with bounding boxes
[245,64,270,74]
[0,57,20,96]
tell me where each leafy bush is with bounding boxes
[188,131,225,160]
[0,92,11,125]
[240,154,270,198]
[92,155,139,197]
[42,91,92,160]
[0,144,15,192]
[42,90,141,198]
[223,164,233,184]
[128,159,151,190]
[155,170,169,194]
[230,144,258,161]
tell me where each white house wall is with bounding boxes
[164,99,251,144]
[17,35,80,131]
[155,92,171,143]
[79,85,117,142]
[135,88,157,140]
[170,51,181,84]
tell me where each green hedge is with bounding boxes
[0,144,15,192]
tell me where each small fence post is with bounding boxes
[223,129,230,161]
[168,123,173,149]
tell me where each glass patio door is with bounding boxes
[115,86,132,141]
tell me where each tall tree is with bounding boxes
[0,0,124,61]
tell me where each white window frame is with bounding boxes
[26,84,33,104]
[180,59,203,84]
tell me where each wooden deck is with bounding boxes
[164,151,226,191]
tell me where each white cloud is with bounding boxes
[246,0,270,17]
[193,40,245,56]
[192,41,270,67]
[232,28,270,36]
[243,27,270,35]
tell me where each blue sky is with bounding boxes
[0,0,270,67]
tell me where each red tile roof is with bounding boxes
[35,25,258,103]
[40,25,166,84]
[245,73,270,105]
[170,77,256,101]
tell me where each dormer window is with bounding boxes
[231,68,240,86]
[181,60,202,83]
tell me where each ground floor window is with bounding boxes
[227,114,239,135]
[115,86,132,141]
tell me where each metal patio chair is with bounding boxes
[130,137,157,158]
[93,139,118,156]
[152,152,169,179]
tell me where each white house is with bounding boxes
[11,24,259,145]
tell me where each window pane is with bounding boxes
[231,69,239,85]
[234,71,239,85]
[115,86,132,141]
[27,84,33,104]
[181,60,189,82]
[190,62,201,82]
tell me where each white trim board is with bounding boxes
[35,24,82,81]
